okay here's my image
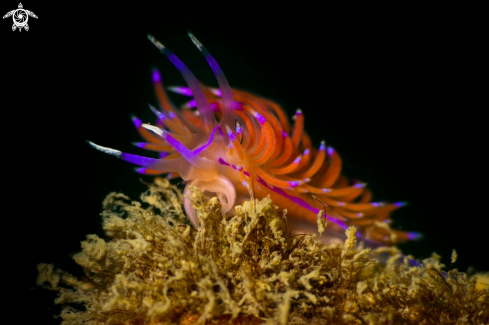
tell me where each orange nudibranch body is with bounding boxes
[89,34,419,246]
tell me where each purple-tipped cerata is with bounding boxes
[88,33,418,246]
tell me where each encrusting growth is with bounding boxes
[38,178,489,324]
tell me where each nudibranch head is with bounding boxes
[89,33,420,245]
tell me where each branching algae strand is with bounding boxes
[38,178,489,324]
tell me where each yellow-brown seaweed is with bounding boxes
[37,178,489,324]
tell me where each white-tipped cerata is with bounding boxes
[88,141,122,158]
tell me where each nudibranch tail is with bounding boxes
[89,34,419,246]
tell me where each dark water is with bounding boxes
[3,5,485,324]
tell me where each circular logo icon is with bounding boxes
[13,9,28,28]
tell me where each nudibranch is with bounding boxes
[89,34,420,245]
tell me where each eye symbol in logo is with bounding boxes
[3,3,38,32]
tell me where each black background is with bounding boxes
[1,3,486,324]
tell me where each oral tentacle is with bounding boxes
[188,33,236,132]
[183,176,237,228]
[88,141,186,174]
[148,34,216,133]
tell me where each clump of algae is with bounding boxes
[38,178,489,324]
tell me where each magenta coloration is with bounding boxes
[88,33,420,246]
